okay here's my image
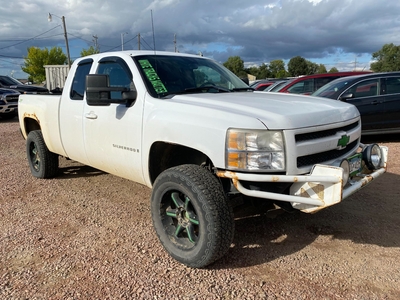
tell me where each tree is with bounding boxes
[257,63,271,79]
[288,56,308,76]
[370,43,400,72]
[246,66,260,78]
[81,46,100,57]
[306,61,319,75]
[269,59,287,78]
[246,63,271,79]
[317,64,327,74]
[22,47,67,83]
[329,67,339,73]
[223,56,247,77]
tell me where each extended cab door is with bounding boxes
[59,58,93,165]
[83,56,145,184]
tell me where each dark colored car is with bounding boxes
[0,75,49,94]
[0,88,20,119]
[312,72,400,135]
[276,72,371,95]
[251,78,289,91]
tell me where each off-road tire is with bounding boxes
[151,164,235,268]
[26,130,58,178]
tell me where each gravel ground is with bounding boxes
[1,118,400,299]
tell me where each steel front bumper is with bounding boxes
[216,146,388,213]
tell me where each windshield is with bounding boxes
[0,76,23,86]
[312,77,357,98]
[133,55,250,98]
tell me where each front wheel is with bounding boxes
[151,164,235,268]
[26,130,59,178]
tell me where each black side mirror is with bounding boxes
[339,93,354,102]
[86,74,136,106]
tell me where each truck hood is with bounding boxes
[170,91,359,130]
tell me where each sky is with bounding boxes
[0,0,399,79]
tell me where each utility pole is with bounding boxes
[121,32,128,50]
[354,56,357,71]
[138,33,141,50]
[174,34,177,52]
[92,35,99,52]
[48,13,71,69]
[61,16,71,69]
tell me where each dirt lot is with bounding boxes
[1,119,399,299]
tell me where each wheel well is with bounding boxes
[23,117,41,136]
[149,142,213,184]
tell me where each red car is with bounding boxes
[275,72,371,95]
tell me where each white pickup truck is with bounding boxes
[18,51,388,268]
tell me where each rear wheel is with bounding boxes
[26,130,58,178]
[151,164,234,268]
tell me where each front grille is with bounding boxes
[295,121,359,142]
[5,95,19,103]
[297,140,358,168]
[285,118,362,174]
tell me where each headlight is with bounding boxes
[362,144,382,170]
[226,129,285,171]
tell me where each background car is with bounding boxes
[275,72,370,95]
[0,88,20,119]
[250,78,290,91]
[0,75,49,94]
[312,72,400,135]
[263,80,293,92]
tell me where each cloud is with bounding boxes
[0,0,399,78]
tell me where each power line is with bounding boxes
[0,54,25,59]
[0,25,61,50]
[102,34,139,52]
[67,32,95,45]
[34,33,65,40]
[0,57,24,66]
[140,37,153,50]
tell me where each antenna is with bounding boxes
[151,10,156,53]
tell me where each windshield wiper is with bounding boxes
[232,87,254,92]
[158,85,247,98]
[182,85,231,93]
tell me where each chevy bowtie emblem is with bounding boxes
[337,134,350,149]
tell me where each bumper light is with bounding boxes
[332,158,350,187]
[362,144,382,170]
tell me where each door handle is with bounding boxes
[370,100,382,105]
[85,111,98,119]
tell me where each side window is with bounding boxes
[97,61,132,99]
[288,79,314,94]
[385,77,400,95]
[70,62,92,100]
[346,79,379,98]
[315,77,337,91]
